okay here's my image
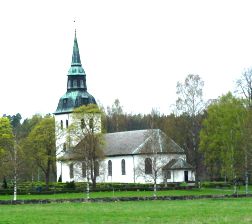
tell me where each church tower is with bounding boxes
[54,31,99,182]
[55,30,96,115]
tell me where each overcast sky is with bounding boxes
[1,0,252,119]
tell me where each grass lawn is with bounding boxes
[0,186,249,201]
[0,198,252,223]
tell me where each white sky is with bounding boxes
[1,0,252,119]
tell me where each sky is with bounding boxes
[1,0,252,119]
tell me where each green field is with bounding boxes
[0,198,252,223]
[0,187,247,201]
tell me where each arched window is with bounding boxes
[89,118,94,130]
[108,160,112,176]
[81,119,85,129]
[60,120,63,130]
[80,80,84,88]
[121,159,126,175]
[67,80,71,88]
[69,163,74,179]
[94,161,99,176]
[145,158,152,174]
[73,80,77,88]
[66,120,68,128]
[82,162,86,178]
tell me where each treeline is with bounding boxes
[1,69,252,187]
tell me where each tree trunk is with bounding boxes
[86,180,90,199]
[153,172,157,197]
[45,165,51,190]
[153,181,157,197]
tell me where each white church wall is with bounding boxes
[57,161,72,182]
[134,154,186,184]
[171,170,195,182]
[55,112,102,182]
[58,152,195,184]
[103,156,135,183]
[57,152,195,184]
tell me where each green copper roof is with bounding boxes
[71,30,81,66]
[55,91,96,114]
[54,31,97,115]
[68,30,86,76]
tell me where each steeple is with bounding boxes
[67,31,87,91]
[54,30,97,115]
[71,30,81,66]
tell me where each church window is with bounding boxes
[121,159,126,175]
[63,99,67,104]
[68,80,71,88]
[82,162,86,178]
[66,120,69,128]
[82,98,88,104]
[145,158,152,174]
[69,163,74,179]
[73,80,77,88]
[60,120,63,130]
[81,119,85,129]
[166,171,171,179]
[89,118,94,130]
[108,160,112,176]
[80,80,84,88]
[75,99,79,107]
[94,161,99,176]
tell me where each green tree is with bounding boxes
[20,114,44,182]
[200,93,247,181]
[0,117,14,184]
[0,117,13,158]
[26,115,56,189]
[67,104,104,189]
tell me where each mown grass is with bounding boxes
[0,186,250,201]
[0,198,252,223]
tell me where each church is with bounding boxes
[54,31,195,184]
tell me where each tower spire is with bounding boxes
[54,29,97,115]
[71,30,81,66]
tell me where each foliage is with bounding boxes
[67,104,105,188]
[26,115,56,188]
[0,117,14,157]
[2,176,8,189]
[200,93,247,180]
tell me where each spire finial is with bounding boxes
[74,19,77,38]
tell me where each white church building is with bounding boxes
[54,31,195,184]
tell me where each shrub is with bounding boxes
[2,177,8,189]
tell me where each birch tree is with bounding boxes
[67,104,104,190]
[176,74,205,181]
